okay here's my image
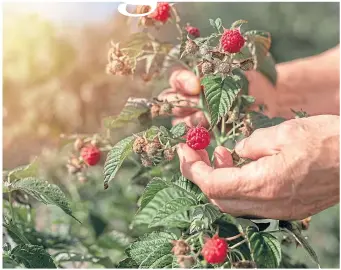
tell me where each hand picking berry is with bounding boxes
[220,29,245,53]
[201,235,228,264]
[186,126,210,150]
[81,145,101,166]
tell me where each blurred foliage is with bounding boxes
[3,3,340,268]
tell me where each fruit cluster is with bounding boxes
[133,135,175,167]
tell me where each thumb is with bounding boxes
[235,127,280,160]
[169,69,201,95]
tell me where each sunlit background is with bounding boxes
[3,2,340,268]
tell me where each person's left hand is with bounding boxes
[177,115,340,220]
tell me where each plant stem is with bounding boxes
[230,239,247,249]
[226,121,243,138]
[226,233,244,242]
[221,116,226,136]
[8,192,15,222]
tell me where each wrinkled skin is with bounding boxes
[159,46,340,219]
[177,116,339,220]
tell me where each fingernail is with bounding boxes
[235,139,245,153]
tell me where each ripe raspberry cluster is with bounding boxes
[220,29,245,53]
[186,126,210,150]
[201,235,228,264]
[149,2,171,23]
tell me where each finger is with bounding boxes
[172,111,209,128]
[197,149,211,166]
[234,126,280,160]
[177,143,213,189]
[158,90,199,117]
[169,70,201,95]
[213,146,233,168]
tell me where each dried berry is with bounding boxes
[106,59,124,74]
[81,145,101,166]
[186,126,210,150]
[150,103,161,118]
[220,29,245,53]
[201,61,214,75]
[201,235,228,264]
[184,39,199,55]
[133,136,147,154]
[148,2,171,23]
[163,148,175,161]
[186,25,200,38]
[74,138,84,151]
[178,255,195,268]
[159,102,173,115]
[171,240,190,256]
[141,155,153,167]
[145,141,162,157]
[216,61,230,75]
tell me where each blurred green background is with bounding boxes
[3,2,339,268]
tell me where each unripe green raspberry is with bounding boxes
[184,39,199,55]
[201,61,214,75]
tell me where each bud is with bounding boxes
[141,154,153,167]
[184,39,199,55]
[163,148,175,161]
[171,240,190,256]
[159,102,173,115]
[178,255,195,268]
[150,103,161,118]
[74,138,84,151]
[133,136,147,154]
[201,61,214,75]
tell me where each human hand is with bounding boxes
[177,115,340,220]
[159,69,281,127]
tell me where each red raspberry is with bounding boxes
[148,2,171,23]
[186,25,200,38]
[220,29,245,53]
[81,145,101,166]
[201,235,228,264]
[186,126,210,150]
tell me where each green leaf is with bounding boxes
[257,53,277,85]
[245,30,271,63]
[170,122,187,138]
[247,226,281,268]
[8,159,39,182]
[291,109,309,118]
[189,204,221,233]
[134,186,196,228]
[103,126,159,189]
[280,221,320,267]
[97,230,132,251]
[8,178,79,222]
[103,99,149,129]
[117,258,138,268]
[248,111,286,129]
[139,179,170,211]
[201,75,241,128]
[172,174,203,202]
[126,231,176,268]
[215,18,222,31]
[3,217,30,245]
[231,19,248,29]
[10,244,56,268]
[151,197,196,227]
[240,95,256,108]
[120,32,155,58]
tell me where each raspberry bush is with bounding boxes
[3,3,320,269]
